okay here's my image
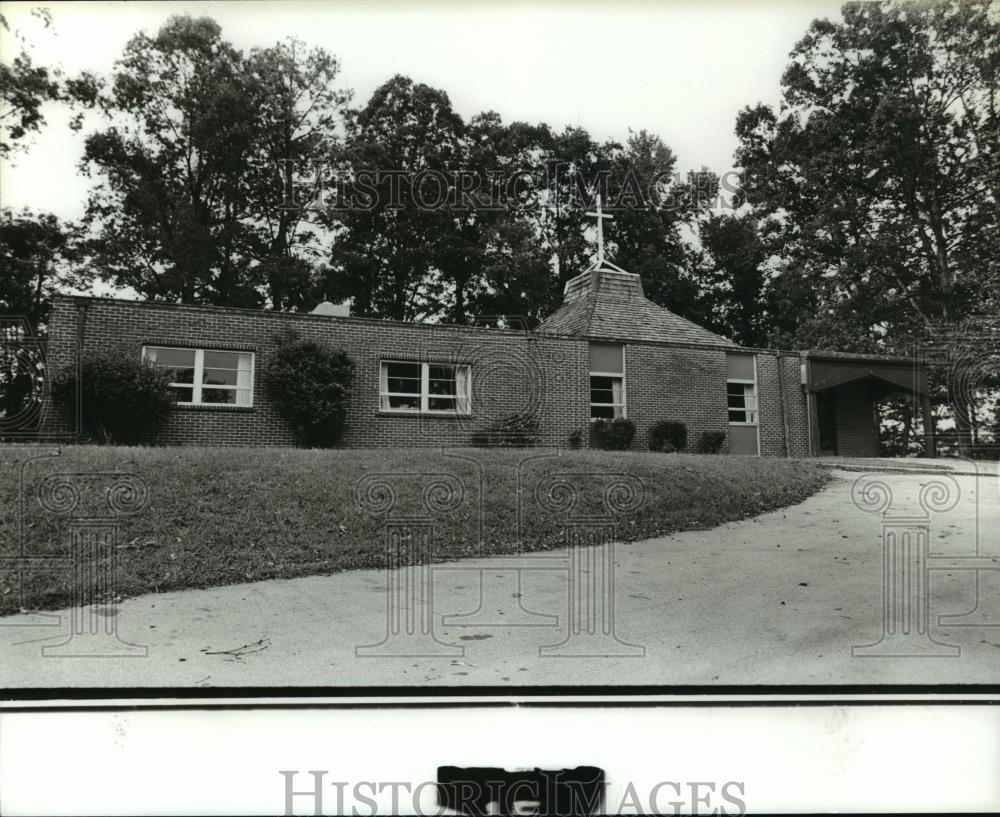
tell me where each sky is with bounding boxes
[0,0,847,222]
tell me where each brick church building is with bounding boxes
[42,246,932,457]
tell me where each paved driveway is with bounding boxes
[2,468,998,688]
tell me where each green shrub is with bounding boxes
[567,427,584,449]
[263,330,355,447]
[590,417,635,450]
[0,325,45,436]
[471,411,540,447]
[696,430,727,454]
[52,352,173,443]
[649,420,687,453]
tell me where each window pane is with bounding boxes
[592,404,615,419]
[428,396,457,411]
[591,375,622,406]
[203,367,239,386]
[165,366,195,385]
[729,409,747,422]
[727,393,746,409]
[726,382,745,396]
[146,347,195,385]
[388,394,420,410]
[428,365,455,380]
[428,377,457,396]
[170,385,194,403]
[384,362,421,396]
[385,362,420,380]
[387,377,421,394]
[202,387,237,405]
[147,347,195,367]
[203,350,241,369]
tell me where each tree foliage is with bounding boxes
[52,352,174,443]
[80,16,349,308]
[325,75,465,320]
[0,10,100,158]
[733,0,1000,454]
[263,330,355,447]
[734,0,999,351]
[0,209,80,327]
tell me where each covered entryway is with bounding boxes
[803,352,934,458]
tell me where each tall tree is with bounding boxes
[325,75,465,320]
[449,114,560,325]
[80,16,348,309]
[82,16,262,305]
[244,38,350,311]
[0,209,89,328]
[0,9,100,158]
[688,211,773,347]
[735,0,1000,451]
[735,0,999,350]
[604,130,718,327]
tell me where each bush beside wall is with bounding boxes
[51,352,173,444]
[649,420,688,453]
[263,330,355,448]
[590,417,635,450]
[696,430,727,454]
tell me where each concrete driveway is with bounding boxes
[2,468,998,688]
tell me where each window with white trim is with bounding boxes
[590,343,625,419]
[379,361,471,414]
[726,351,758,424]
[143,346,254,406]
[727,381,758,423]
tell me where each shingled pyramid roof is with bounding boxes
[536,262,737,348]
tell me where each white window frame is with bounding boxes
[727,380,758,425]
[142,346,255,407]
[590,349,627,420]
[379,360,472,415]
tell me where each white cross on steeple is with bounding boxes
[585,193,614,265]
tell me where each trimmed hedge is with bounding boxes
[696,430,727,454]
[52,352,173,443]
[649,420,687,453]
[590,417,635,450]
[263,330,355,448]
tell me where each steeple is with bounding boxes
[535,193,736,347]
[583,192,629,275]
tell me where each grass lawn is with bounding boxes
[0,445,830,615]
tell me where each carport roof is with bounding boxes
[803,351,927,395]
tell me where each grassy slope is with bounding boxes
[0,446,830,614]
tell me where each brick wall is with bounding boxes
[626,343,729,451]
[42,295,818,456]
[831,381,879,457]
[756,351,811,458]
[42,296,593,449]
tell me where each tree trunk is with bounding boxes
[952,397,975,458]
